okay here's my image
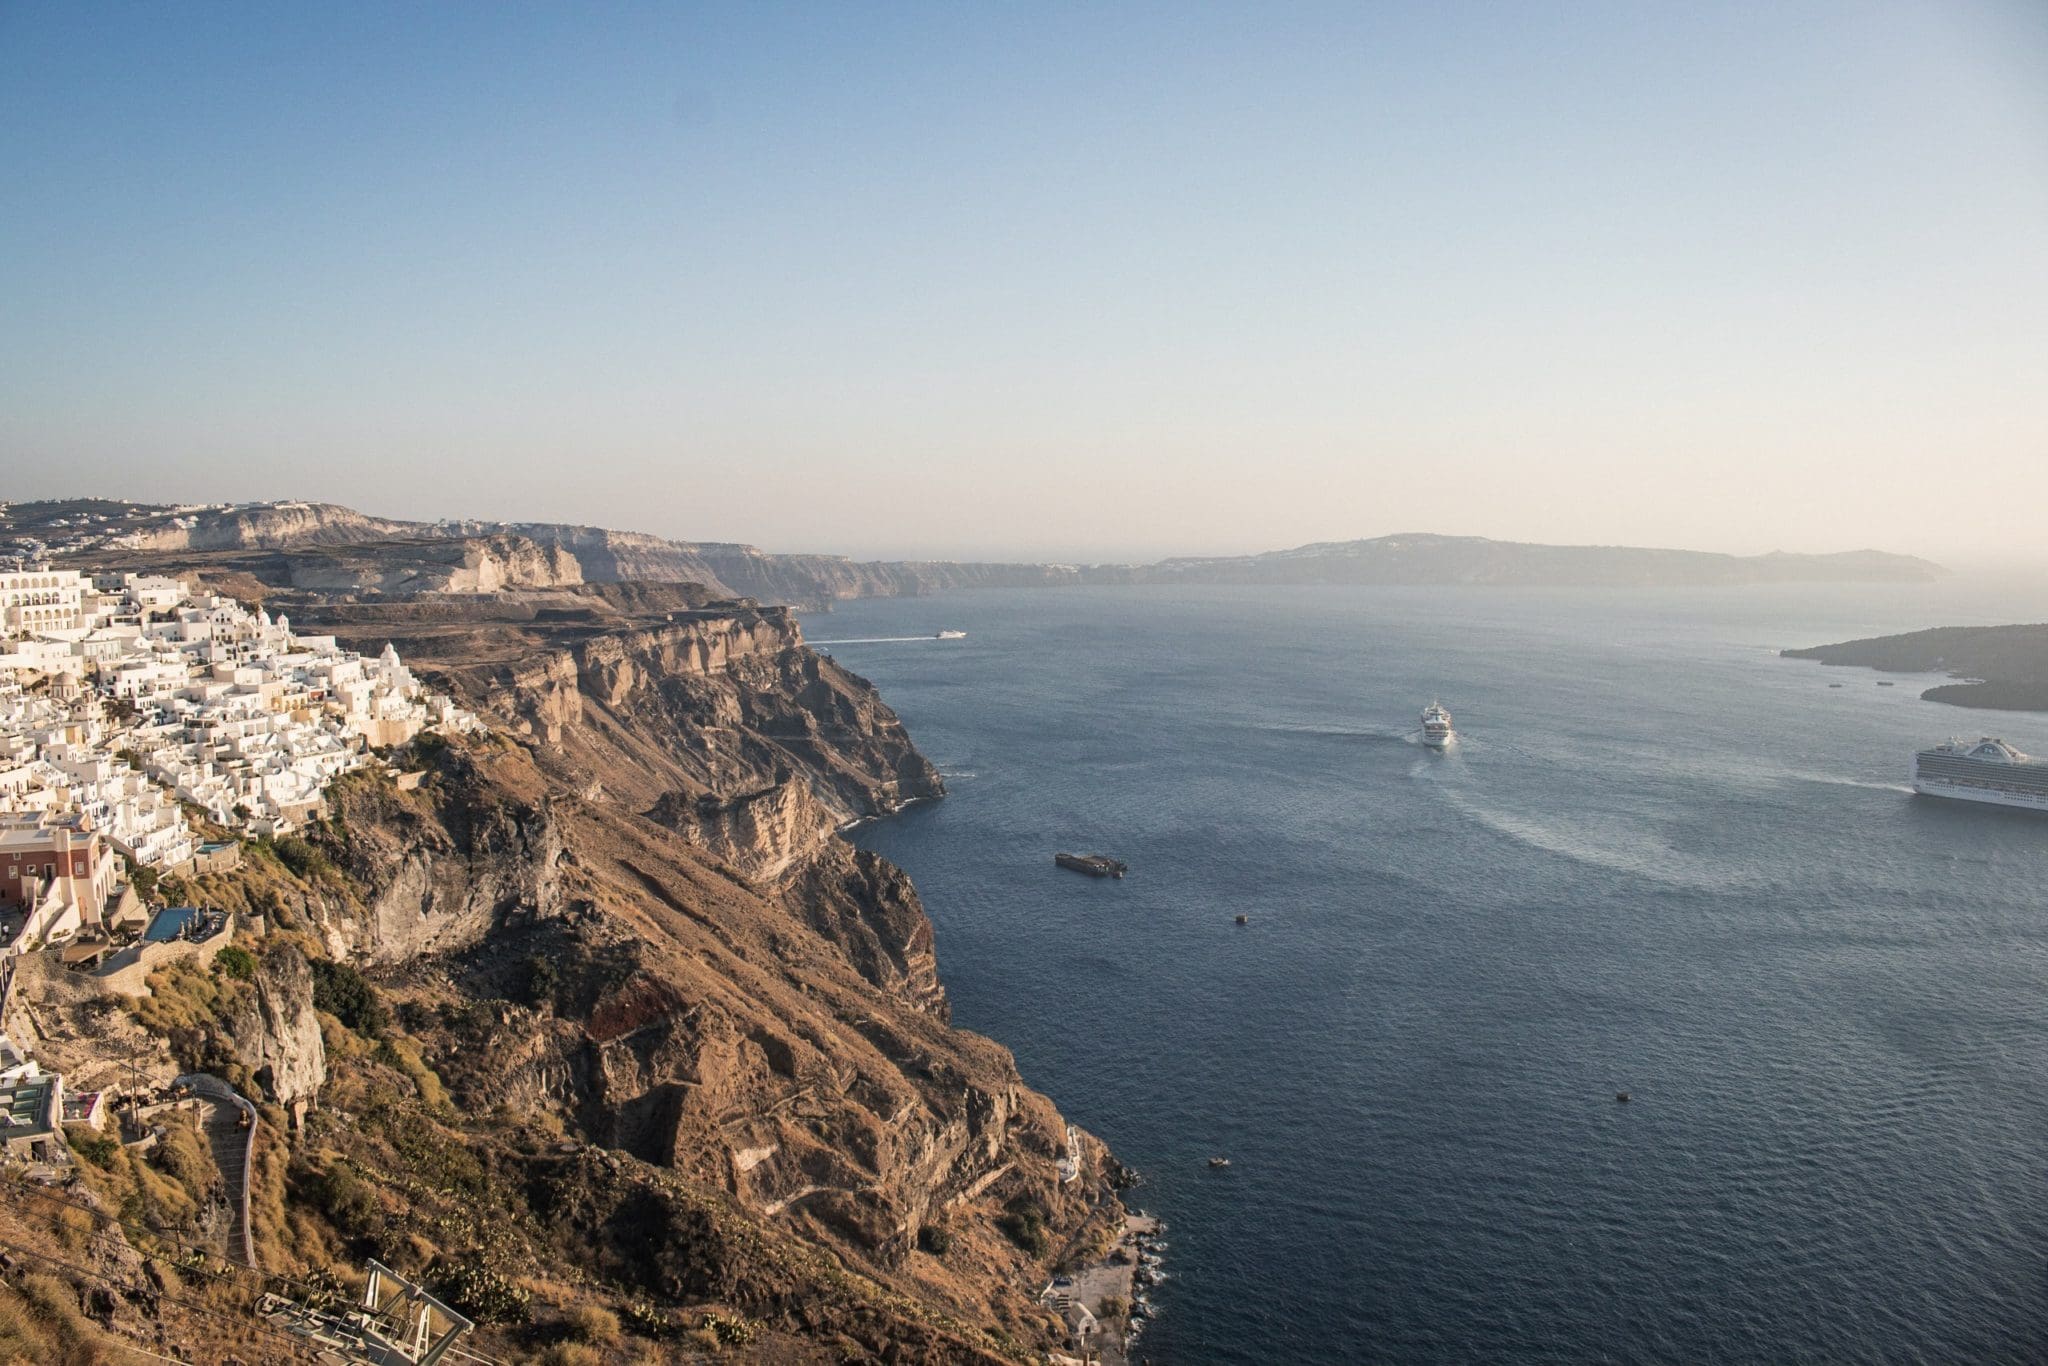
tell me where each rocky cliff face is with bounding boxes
[222,943,327,1121]
[255,594,1101,1336]
[368,602,943,825]
[506,522,744,596]
[124,501,420,551]
[0,517,1122,1358]
[321,749,570,965]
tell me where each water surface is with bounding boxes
[826,582,2048,1363]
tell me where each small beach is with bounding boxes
[1044,1211,1162,1365]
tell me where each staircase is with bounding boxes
[177,1073,257,1268]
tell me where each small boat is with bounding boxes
[1877,681,1895,687]
[1056,853,1128,878]
[1828,683,1843,689]
[1615,1092,1631,1103]
[936,629,967,639]
[1233,913,1248,925]
[1207,1156,1231,1168]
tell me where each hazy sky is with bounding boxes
[3,2,2044,564]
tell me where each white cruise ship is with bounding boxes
[1421,702,1455,750]
[1912,737,2048,812]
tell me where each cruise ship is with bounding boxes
[1421,702,1455,750]
[1912,737,2048,812]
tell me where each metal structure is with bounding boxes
[361,1260,475,1366]
[260,1258,476,1365]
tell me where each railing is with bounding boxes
[174,1072,257,1268]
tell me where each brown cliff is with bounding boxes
[74,588,1123,1362]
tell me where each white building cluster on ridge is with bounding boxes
[0,566,479,951]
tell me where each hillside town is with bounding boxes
[0,564,479,955]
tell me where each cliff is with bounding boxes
[1784,623,2048,711]
[50,587,1116,1363]
[12,498,1944,606]
[123,500,424,551]
[222,942,327,1120]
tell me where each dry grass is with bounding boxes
[566,1302,621,1344]
[64,1109,219,1236]
[0,1273,111,1366]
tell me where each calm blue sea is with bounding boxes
[821,581,2048,1364]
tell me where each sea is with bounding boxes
[815,580,2048,1364]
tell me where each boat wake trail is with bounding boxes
[809,635,952,646]
[1785,772,1915,795]
[1255,721,1417,745]
[1429,783,1744,891]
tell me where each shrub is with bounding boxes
[568,1304,622,1344]
[310,1164,381,1239]
[437,1260,530,1325]
[128,864,159,901]
[917,1224,952,1255]
[997,1198,1050,1256]
[272,835,333,881]
[215,946,257,980]
[699,1312,757,1346]
[310,959,387,1037]
[65,1126,119,1170]
[151,1115,221,1203]
[525,954,560,1006]
[622,1301,678,1339]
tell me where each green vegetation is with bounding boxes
[305,1161,382,1243]
[133,957,254,1087]
[270,834,334,881]
[65,1111,220,1237]
[436,1259,531,1325]
[127,862,159,902]
[63,1124,119,1170]
[525,954,560,1007]
[699,1310,759,1346]
[996,1197,1050,1257]
[310,958,387,1037]
[215,944,257,980]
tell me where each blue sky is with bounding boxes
[3,2,2044,562]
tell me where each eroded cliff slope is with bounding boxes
[20,587,1123,1363]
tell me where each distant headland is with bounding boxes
[1784,625,2048,712]
[0,498,1943,611]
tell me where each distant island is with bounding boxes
[1123,534,1942,589]
[0,499,1943,610]
[1784,625,2048,712]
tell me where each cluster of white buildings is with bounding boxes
[0,567,479,950]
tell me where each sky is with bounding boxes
[2,2,2044,565]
